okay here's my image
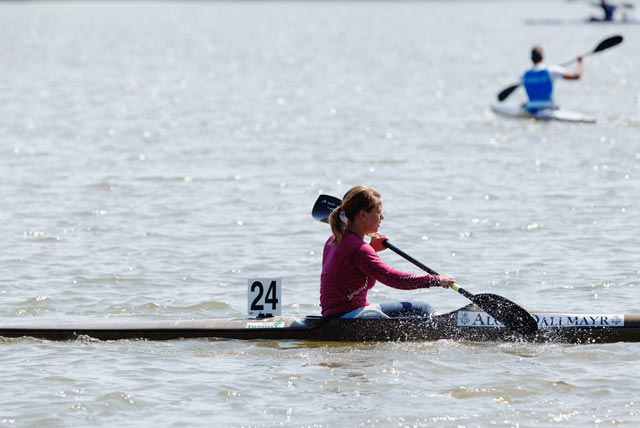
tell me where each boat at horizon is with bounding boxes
[525,17,640,26]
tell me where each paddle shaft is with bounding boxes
[559,49,600,67]
[383,241,473,300]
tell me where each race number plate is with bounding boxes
[247,278,281,318]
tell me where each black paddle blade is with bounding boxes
[471,293,538,335]
[497,83,520,102]
[311,194,341,223]
[594,35,623,53]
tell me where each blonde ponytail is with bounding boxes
[328,206,347,243]
[329,185,381,243]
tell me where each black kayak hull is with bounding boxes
[1,306,638,344]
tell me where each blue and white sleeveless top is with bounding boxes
[522,67,554,111]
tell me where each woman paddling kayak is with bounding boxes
[320,185,455,319]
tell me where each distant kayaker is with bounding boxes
[320,185,455,319]
[522,46,583,113]
[589,0,617,22]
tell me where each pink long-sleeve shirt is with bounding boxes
[320,232,440,317]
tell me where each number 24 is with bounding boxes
[250,280,279,311]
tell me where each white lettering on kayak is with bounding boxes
[246,321,286,329]
[457,312,625,328]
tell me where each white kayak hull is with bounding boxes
[491,104,596,124]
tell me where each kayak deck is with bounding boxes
[1,305,638,344]
[491,104,596,124]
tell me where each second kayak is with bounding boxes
[491,104,596,124]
